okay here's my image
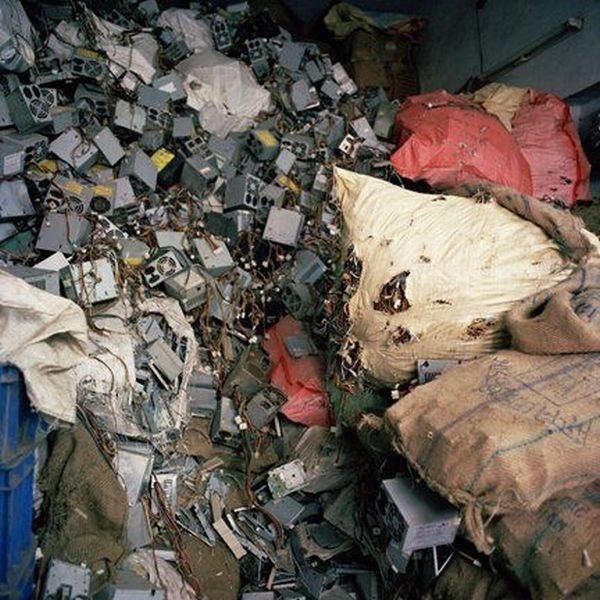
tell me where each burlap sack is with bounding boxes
[492,480,600,599]
[39,423,128,591]
[507,261,600,354]
[384,350,600,553]
[449,181,600,354]
[469,83,528,131]
[427,556,528,600]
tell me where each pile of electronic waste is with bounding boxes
[0,1,476,599]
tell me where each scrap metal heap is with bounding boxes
[0,1,467,598]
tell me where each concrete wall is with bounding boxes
[417,0,600,98]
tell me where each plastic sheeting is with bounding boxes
[335,168,576,385]
[157,9,214,54]
[86,10,158,84]
[0,0,35,73]
[393,87,592,206]
[511,89,591,206]
[264,316,332,428]
[177,50,273,137]
[0,270,88,422]
[391,90,534,194]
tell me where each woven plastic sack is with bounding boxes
[511,89,591,206]
[390,90,533,193]
[335,169,575,384]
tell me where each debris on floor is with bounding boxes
[0,2,599,600]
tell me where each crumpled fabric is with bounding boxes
[0,0,35,72]
[469,82,528,131]
[101,32,158,84]
[324,1,426,41]
[177,50,273,137]
[124,550,196,600]
[0,270,88,422]
[85,9,158,84]
[157,8,214,54]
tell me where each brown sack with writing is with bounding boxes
[491,480,600,599]
[384,350,600,554]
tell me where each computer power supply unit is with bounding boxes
[225,174,263,211]
[70,47,107,80]
[247,129,279,161]
[143,249,188,288]
[1,131,48,164]
[0,141,24,176]
[49,127,98,171]
[62,257,120,305]
[92,126,125,166]
[263,207,305,247]
[163,265,207,312]
[211,15,233,51]
[74,83,110,119]
[3,264,61,296]
[44,175,92,214]
[36,212,92,254]
[380,477,460,555]
[119,148,157,191]
[181,154,218,195]
[7,84,58,132]
[193,236,234,277]
[0,180,35,221]
[113,99,147,135]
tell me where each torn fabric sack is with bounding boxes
[450,181,600,354]
[492,481,600,600]
[39,423,128,592]
[335,169,579,384]
[0,270,88,423]
[177,50,273,137]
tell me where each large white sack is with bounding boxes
[177,51,273,136]
[0,270,88,422]
[335,168,577,384]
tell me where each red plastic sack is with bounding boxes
[511,90,591,206]
[391,90,533,194]
[264,316,332,428]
